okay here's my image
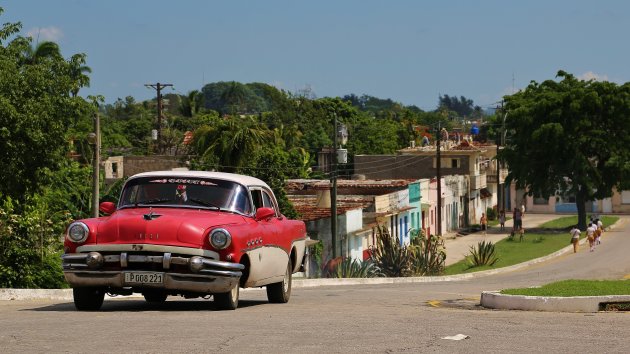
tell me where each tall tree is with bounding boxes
[0,12,91,200]
[68,53,91,97]
[22,40,61,64]
[193,116,271,172]
[500,71,630,230]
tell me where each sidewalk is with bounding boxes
[443,213,560,266]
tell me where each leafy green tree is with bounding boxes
[501,71,630,229]
[179,90,203,117]
[68,53,91,97]
[0,12,92,201]
[21,40,61,65]
[192,115,271,172]
[239,145,299,219]
[438,94,481,119]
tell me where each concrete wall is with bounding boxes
[122,156,188,177]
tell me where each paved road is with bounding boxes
[1,216,629,353]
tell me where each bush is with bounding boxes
[409,230,446,276]
[370,226,446,277]
[467,240,499,267]
[369,225,412,277]
[329,258,379,278]
[0,197,71,288]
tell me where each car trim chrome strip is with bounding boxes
[76,244,220,259]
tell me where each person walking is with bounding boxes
[513,207,522,231]
[596,218,604,244]
[586,222,596,252]
[498,210,506,231]
[480,213,488,235]
[569,225,581,253]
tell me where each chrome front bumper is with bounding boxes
[62,252,244,294]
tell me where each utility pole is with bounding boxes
[145,82,173,153]
[91,112,100,218]
[331,113,338,258]
[436,121,442,236]
[500,104,508,212]
[496,104,502,214]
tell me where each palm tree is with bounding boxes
[68,53,91,97]
[23,40,61,64]
[179,90,202,117]
[194,116,270,172]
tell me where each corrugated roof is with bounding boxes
[286,179,414,192]
[288,195,374,222]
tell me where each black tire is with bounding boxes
[73,287,105,311]
[143,290,168,303]
[214,284,239,310]
[266,260,292,303]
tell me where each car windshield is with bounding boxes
[119,177,252,215]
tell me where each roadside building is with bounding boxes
[286,179,421,273]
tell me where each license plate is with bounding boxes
[124,272,164,284]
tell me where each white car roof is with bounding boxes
[128,171,271,189]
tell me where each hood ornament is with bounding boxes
[143,207,162,221]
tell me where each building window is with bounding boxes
[451,158,460,168]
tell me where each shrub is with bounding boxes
[0,197,70,288]
[370,226,446,277]
[330,258,379,278]
[467,240,499,267]
[409,230,446,276]
[369,225,413,277]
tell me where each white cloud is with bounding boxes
[26,26,63,42]
[578,71,609,82]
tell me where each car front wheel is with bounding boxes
[214,284,239,310]
[266,260,292,303]
[73,287,105,311]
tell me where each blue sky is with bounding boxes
[3,0,630,110]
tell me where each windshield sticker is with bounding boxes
[148,178,217,186]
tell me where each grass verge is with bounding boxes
[443,232,573,275]
[538,215,619,229]
[444,215,619,275]
[500,279,630,296]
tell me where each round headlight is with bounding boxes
[209,228,231,250]
[67,222,89,243]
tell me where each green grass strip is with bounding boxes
[443,232,574,275]
[501,280,630,296]
[538,215,619,229]
[444,215,619,275]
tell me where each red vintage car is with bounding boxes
[62,171,307,311]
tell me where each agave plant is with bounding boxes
[467,240,499,267]
[369,225,413,277]
[408,230,446,276]
[330,258,379,278]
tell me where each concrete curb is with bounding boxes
[480,291,630,313]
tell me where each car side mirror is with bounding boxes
[255,207,275,221]
[99,202,116,215]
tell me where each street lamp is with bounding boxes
[330,113,348,258]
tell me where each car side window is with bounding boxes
[250,188,277,216]
[251,190,264,211]
[262,191,274,209]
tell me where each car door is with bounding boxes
[248,187,287,285]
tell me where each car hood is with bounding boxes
[96,207,245,247]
